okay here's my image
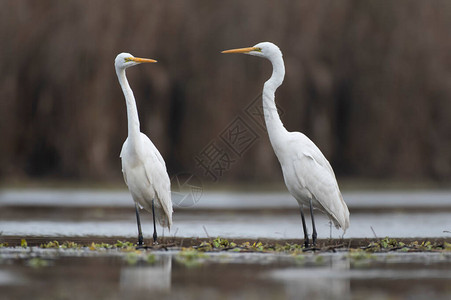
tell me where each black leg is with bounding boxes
[309,198,317,246]
[152,199,158,244]
[135,203,144,247]
[299,207,309,247]
[329,220,332,239]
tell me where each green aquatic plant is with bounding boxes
[196,241,213,252]
[40,241,60,248]
[412,241,434,251]
[28,237,446,255]
[87,240,144,252]
[251,241,265,252]
[196,237,237,252]
[212,237,236,248]
[238,241,268,252]
[197,237,447,254]
[274,243,303,253]
[0,243,8,248]
[362,238,447,253]
[115,240,137,252]
[89,242,113,250]
[194,238,316,254]
[40,241,81,249]
[444,242,451,251]
[381,237,405,249]
[61,241,80,249]
[115,240,135,248]
[176,248,207,268]
[364,237,407,252]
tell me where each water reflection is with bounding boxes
[120,255,172,293]
[0,270,26,286]
[119,254,355,299]
[269,256,350,300]
[0,250,450,299]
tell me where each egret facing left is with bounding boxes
[114,52,173,247]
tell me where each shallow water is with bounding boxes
[0,211,450,239]
[2,189,451,209]
[0,249,450,300]
[0,189,450,239]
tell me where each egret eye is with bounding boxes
[255,48,262,52]
[124,57,133,62]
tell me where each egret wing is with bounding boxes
[140,134,173,228]
[290,135,349,230]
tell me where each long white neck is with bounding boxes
[116,68,141,143]
[262,53,288,153]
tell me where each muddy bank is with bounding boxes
[1,236,449,252]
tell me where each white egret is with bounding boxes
[222,42,349,247]
[115,53,173,246]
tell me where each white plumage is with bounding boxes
[115,52,172,245]
[281,132,349,230]
[120,133,172,229]
[223,42,349,246]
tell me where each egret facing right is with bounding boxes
[115,53,173,247]
[222,42,349,247]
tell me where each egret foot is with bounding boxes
[302,245,320,252]
[136,234,146,249]
[153,232,158,245]
[300,207,309,248]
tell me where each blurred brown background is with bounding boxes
[1,0,450,185]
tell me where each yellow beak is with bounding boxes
[221,47,258,54]
[129,57,157,63]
